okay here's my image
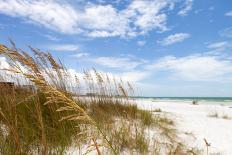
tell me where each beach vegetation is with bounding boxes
[208,111,231,120]
[208,111,219,118]
[0,42,199,154]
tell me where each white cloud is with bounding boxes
[207,41,228,49]
[66,68,148,93]
[89,52,232,83]
[146,54,232,81]
[120,71,150,82]
[84,0,170,37]
[0,0,176,38]
[137,40,146,46]
[0,57,30,83]
[0,0,80,34]
[0,57,10,69]
[178,0,193,16]
[93,56,145,70]
[225,11,232,16]
[49,44,79,52]
[42,34,60,41]
[124,0,169,33]
[219,27,232,38]
[73,52,89,58]
[157,33,190,45]
[79,4,129,37]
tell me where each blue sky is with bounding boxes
[0,0,232,97]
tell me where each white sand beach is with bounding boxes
[136,99,232,155]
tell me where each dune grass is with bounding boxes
[208,111,231,120]
[0,42,198,154]
[208,111,219,118]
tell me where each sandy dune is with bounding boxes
[136,99,232,155]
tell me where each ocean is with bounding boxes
[133,97,232,105]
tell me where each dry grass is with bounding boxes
[153,108,162,112]
[208,111,231,120]
[222,114,231,120]
[0,42,199,154]
[208,111,219,118]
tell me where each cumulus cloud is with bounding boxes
[0,57,10,69]
[124,0,170,33]
[0,0,80,34]
[0,57,13,81]
[178,0,193,16]
[119,71,150,82]
[146,54,232,81]
[79,0,171,37]
[89,52,232,82]
[0,57,30,83]
[0,0,176,38]
[68,68,148,85]
[157,33,190,45]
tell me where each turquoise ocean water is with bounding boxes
[133,97,232,105]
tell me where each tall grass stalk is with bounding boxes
[0,43,199,154]
[0,43,132,154]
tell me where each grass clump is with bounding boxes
[0,42,198,154]
[208,111,219,118]
[208,111,231,120]
[153,108,162,112]
[222,114,231,120]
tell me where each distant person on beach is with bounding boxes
[192,100,198,105]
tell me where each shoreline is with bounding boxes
[135,99,232,155]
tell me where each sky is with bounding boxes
[0,0,232,97]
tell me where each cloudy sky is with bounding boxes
[0,0,232,97]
